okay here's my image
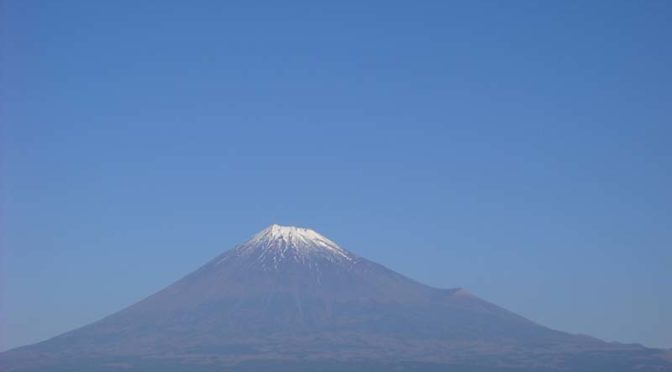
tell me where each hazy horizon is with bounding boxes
[2,0,671,356]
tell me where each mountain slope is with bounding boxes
[2,225,670,371]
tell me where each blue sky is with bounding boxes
[1,0,671,351]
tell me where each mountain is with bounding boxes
[2,225,670,371]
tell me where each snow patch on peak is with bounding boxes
[250,224,340,248]
[224,225,354,267]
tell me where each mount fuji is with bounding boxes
[2,225,671,371]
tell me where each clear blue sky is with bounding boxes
[1,0,670,351]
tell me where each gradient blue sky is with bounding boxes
[1,0,671,351]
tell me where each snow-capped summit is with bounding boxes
[229,224,354,265]
[249,224,339,248]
